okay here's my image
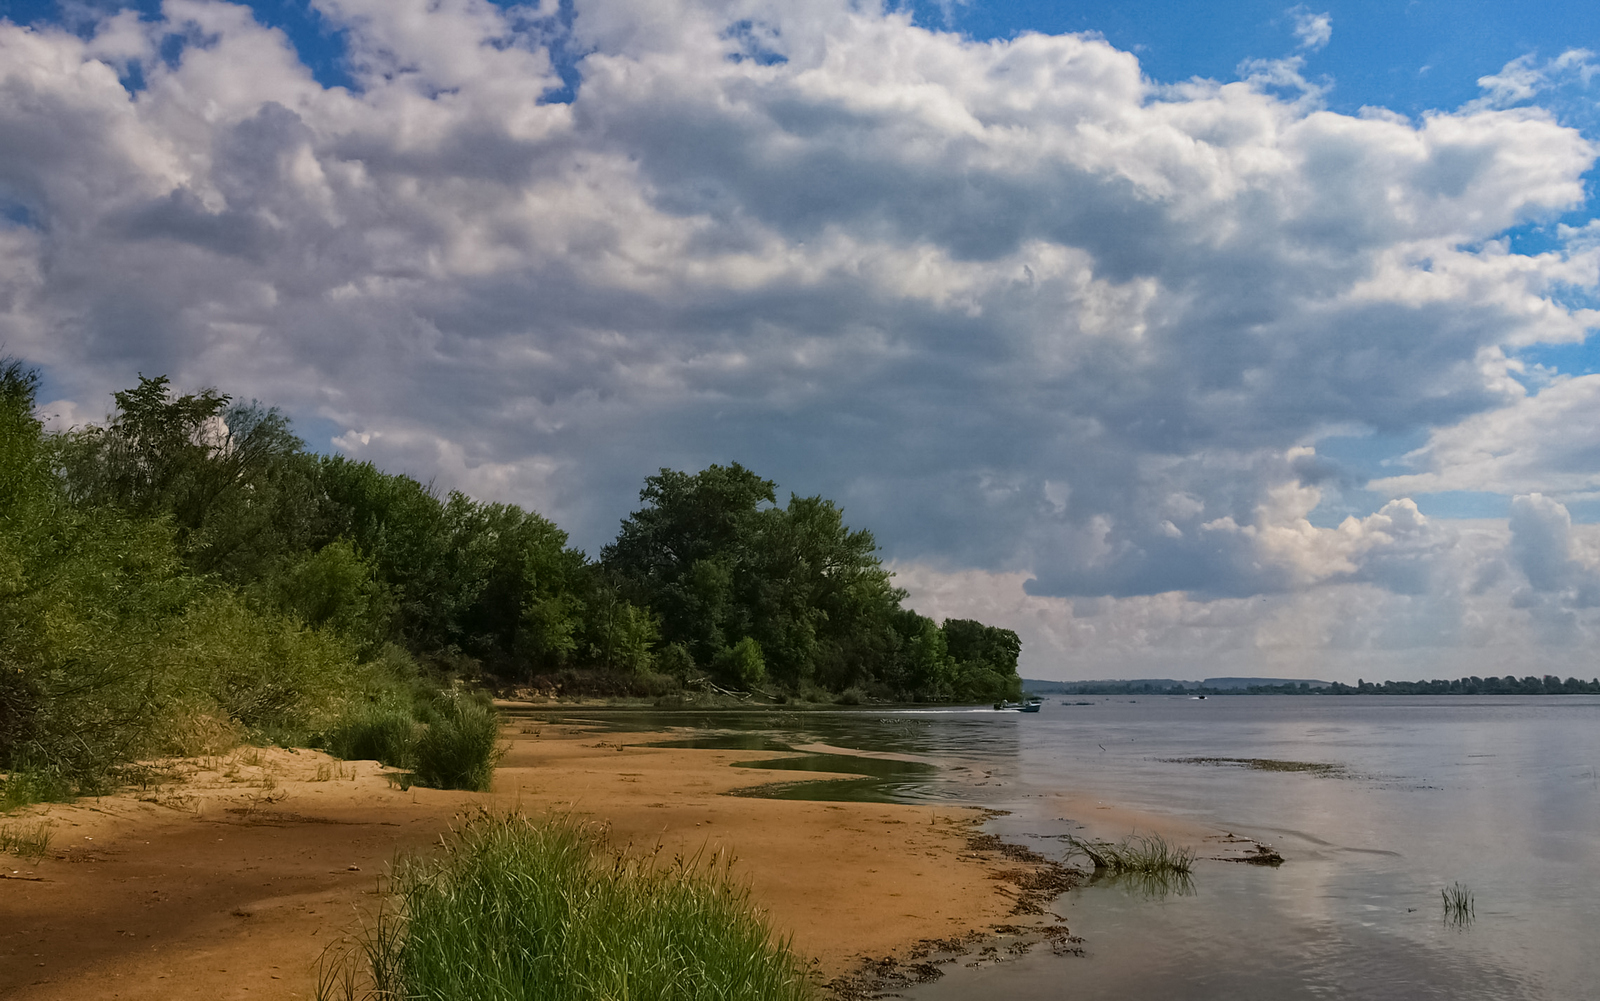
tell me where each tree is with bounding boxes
[943,619,1023,702]
[602,464,775,664]
[57,375,309,581]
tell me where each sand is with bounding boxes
[0,716,1064,999]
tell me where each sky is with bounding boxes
[3,0,1600,682]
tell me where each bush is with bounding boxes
[713,637,767,690]
[324,701,421,770]
[328,812,814,1001]
[414,693,504,792]
[654,643,696,680]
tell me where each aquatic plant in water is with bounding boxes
[1442,882,1475,928]
[1067,833,1195,875]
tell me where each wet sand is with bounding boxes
[0,717,1057,999]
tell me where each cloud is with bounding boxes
[1471,49,1598,110]
[895,520,1600,680]
[1370,373,1600,499]
[2,0,1599,674]
[1508,493,1600,608]
[1289,7,1331,52]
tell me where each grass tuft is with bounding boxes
[324,703,421,770]
[320,811,815,1001]
[413,694,503,793]
[0,820,53,857]
[1067,833,1195,875]
[0,767,76,811]
[323,692,503,792]
[1442,881,1475,928]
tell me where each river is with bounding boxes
[513,695,1600,1000]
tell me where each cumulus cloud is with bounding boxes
[1371,373,1600,498]
[1508,493,1600,608]
[896,518,1600,678]
[2,0,1599,675]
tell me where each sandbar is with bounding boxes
[1,715,1063,999]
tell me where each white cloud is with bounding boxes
[1371,374,1600,499]
[1471,48,1598,111]
[2,0,1599,675]
[1289,7,1332,52]
[894,516,1600,681]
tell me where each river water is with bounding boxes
[514,695,1600,1000]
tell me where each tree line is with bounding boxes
[1,367,1020,800]
[1043,677,1600,696]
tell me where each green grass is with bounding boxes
[324,703,421,770]
[413,694,503,792]
[320,812,815,1001]
[323,691,503,793]
[0,767,76,811]
[1067,833,1195,875]
[0,820,52,857]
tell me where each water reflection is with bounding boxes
[1086,867,1197,901]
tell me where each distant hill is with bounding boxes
[1022,676,1330,694]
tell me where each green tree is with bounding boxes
[602,464,775,664]
[942,618,1023,702]
[57,375,310,581]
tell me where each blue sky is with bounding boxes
[4,0,1600,678]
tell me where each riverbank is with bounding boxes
[1,716,1065,999]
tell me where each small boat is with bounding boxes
[994,699,1044,712]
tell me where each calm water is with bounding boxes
[513,696,1600,1000]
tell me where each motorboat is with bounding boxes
[995,698,1044,712]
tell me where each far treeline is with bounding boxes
[0,365,1021,804]
[1042,677,1600,696]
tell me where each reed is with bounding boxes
[1442,882,1474,927]
[320,812,815,1001]
[1067,833,1195,875]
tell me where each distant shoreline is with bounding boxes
[1025,676,1600,696]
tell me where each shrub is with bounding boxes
[713,637,767,690]
[324,701,421,770]
[413,693,504,792]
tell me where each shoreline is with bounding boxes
[1,714,1075,999]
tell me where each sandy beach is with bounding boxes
[0,712,1069,999]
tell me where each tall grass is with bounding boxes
[322,812,815,1001]
[321,691,503,792]
[0,820,53,857]
[1067,833,1195,874]
[413,693,503,792]
[324,702,422,770]
[1442,882,1475,928]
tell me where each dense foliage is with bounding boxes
[602,464,1020,701]
[1,367,1021,803]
